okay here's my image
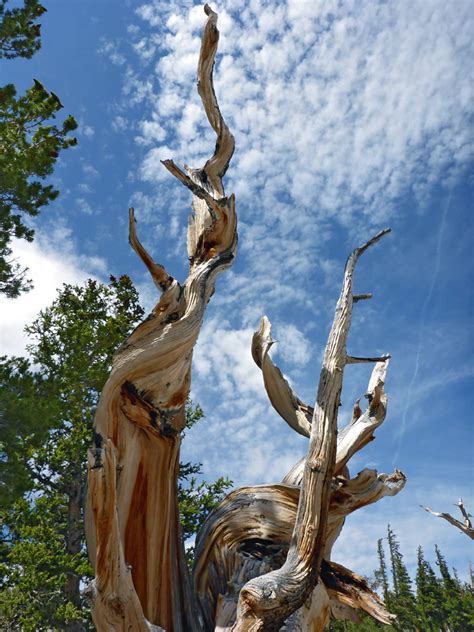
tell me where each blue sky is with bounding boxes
[1,0,473,583]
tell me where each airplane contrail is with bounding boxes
[393,190,452,465]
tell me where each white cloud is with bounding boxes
[274,322,311,367]
[76,197,93,215]
[82,163,99,179]
[0,233,107,357]
[82,125,95,138]
[130,0,473,312]
[97,39,126,66]
[193,318,263,398]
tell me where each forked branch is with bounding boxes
[422,499,474,539]
[232,230,391,631]
[86,6,236,631]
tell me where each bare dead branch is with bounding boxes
[421,500,474,539]
[198,4,235,195]
[457,498,473,528]
[335,359,390,475]
[251,316,312,438]
[232,230,391,631]
[128,208,175,292]
[353,293,372,302]
[346,354,390,364]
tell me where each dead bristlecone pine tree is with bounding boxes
[85,5,406,631]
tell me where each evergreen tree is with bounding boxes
[0,0,77,297]
[374,537,392,609]
[415,545,444,631]
[386,525,418,631]
[435,544,474,631]
[0,277,231,631]
[0,0,45,59]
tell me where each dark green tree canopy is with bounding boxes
[0,0,45,59]
[0,0,77,298]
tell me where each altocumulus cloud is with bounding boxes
[126,0,473,313]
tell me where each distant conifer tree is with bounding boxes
[386,525,419,631]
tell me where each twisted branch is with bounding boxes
[232,230,391,631]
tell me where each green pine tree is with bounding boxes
[0,0,77,297]
[0,277,231,631]
[415,545,444,631]
[435,544,474,631]
[387,525,418,631]
[374,537,394,612]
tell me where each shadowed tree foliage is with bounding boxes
[0,0,45,59]
[386,525,419,631]
[0,0,77,297]
[415,545,444,631]
[435,544,474,631]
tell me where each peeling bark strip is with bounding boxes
[86,6,235,631]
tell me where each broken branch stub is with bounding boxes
[85,6,236,631]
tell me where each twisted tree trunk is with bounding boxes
[85,5,235,630]
[86,6,406,631]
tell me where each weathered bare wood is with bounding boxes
[128,207,174,292]
[346,354,390,364]
[86,6,405,630]
[251,316,313,438]
[352,293,372,302]
[281,359,391,486]
[193,465,404,629]
[422,499,474,539]
[320,561,396,626]
[86,439,165,632]
[232,230,390,631]
[334,359,390,476]
[86,6,235,631]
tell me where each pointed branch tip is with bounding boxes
[128,207,175,293]
[357,228,391,256]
